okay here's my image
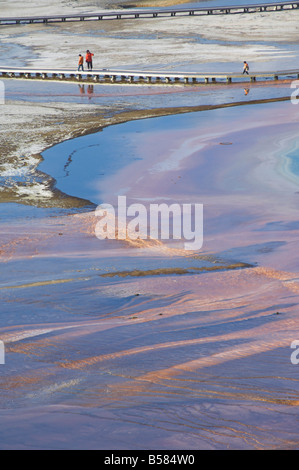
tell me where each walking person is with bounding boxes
[78,54,84,71]
[242,61,249,75]
[86,50,94,70]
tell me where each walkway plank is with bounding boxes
[1,67,299,85]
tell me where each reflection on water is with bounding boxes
[78,84,95,99]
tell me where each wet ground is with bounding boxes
[0,0,299,450]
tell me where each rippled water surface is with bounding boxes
[0,96,299,449]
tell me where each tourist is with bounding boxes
[86,50,94,70]
[243,61,249,74]
[78,54,84,71]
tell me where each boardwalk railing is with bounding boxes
[0,1,299,25]
[1,67,299,85]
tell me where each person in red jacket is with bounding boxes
[86,50,94,70]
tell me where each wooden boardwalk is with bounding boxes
[1,67,299,85]
[0,1,299,25]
